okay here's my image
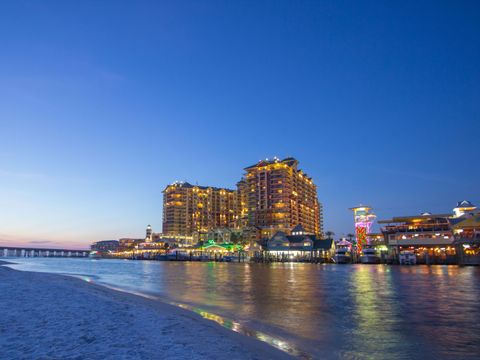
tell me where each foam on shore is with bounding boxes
[0,261,292,359]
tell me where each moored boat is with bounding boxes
[191,254,210,261]
[399,250,416,265]
[334,248,352,264]
[88,251,103,259]
[359,247,381,264]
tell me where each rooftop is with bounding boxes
[163,181,235,192]
[378,213,452,224]
[244,157,299,170]
[455,200,476,208]
[350,205,373,211]
[291,224,306,234]
[244,157,314,180]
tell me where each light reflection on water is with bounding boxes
[5,258,480,359]
[70,274,309,358]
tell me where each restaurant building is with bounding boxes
[450,201,480,265]
[379,200,479,264]
[91,240,119,252]
[260,224,334,261]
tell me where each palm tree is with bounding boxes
[325,231,335,240]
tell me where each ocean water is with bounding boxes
[6,258,480,359]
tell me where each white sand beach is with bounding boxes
[0,261,291,360]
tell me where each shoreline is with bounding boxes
[0,260,292,359]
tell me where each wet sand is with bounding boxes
[0,261,291,359]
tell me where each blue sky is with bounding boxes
[1,1,479,249]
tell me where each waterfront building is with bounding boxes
[242,157,323,238]
[366,233,388,252]
[162,181,237,240]
[118,238,144,250]
[379,213,455,260]
[141,225,184,245]
[380,201,480,264]
[200,239,243,254]
[379,203,463,263]
[150,233,194,247]
[450,201,480,265]
[453,200,477,218]
[91,240,119,252]
[450,201,480,239]
[137,241,166,251]
[261,224,334,261]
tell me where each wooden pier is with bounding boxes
[0,246,89,258]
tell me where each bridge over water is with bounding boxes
[0,246,90,258]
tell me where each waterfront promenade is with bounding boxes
[0,261,289,360]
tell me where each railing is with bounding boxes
[454,233,480,241]
[383,226,450,233]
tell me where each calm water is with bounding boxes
[5,258,480,359]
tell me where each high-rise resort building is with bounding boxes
[162,181,237,242]
[235,178,249,229]
[161,157,323,243]
[241,157,323,238]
